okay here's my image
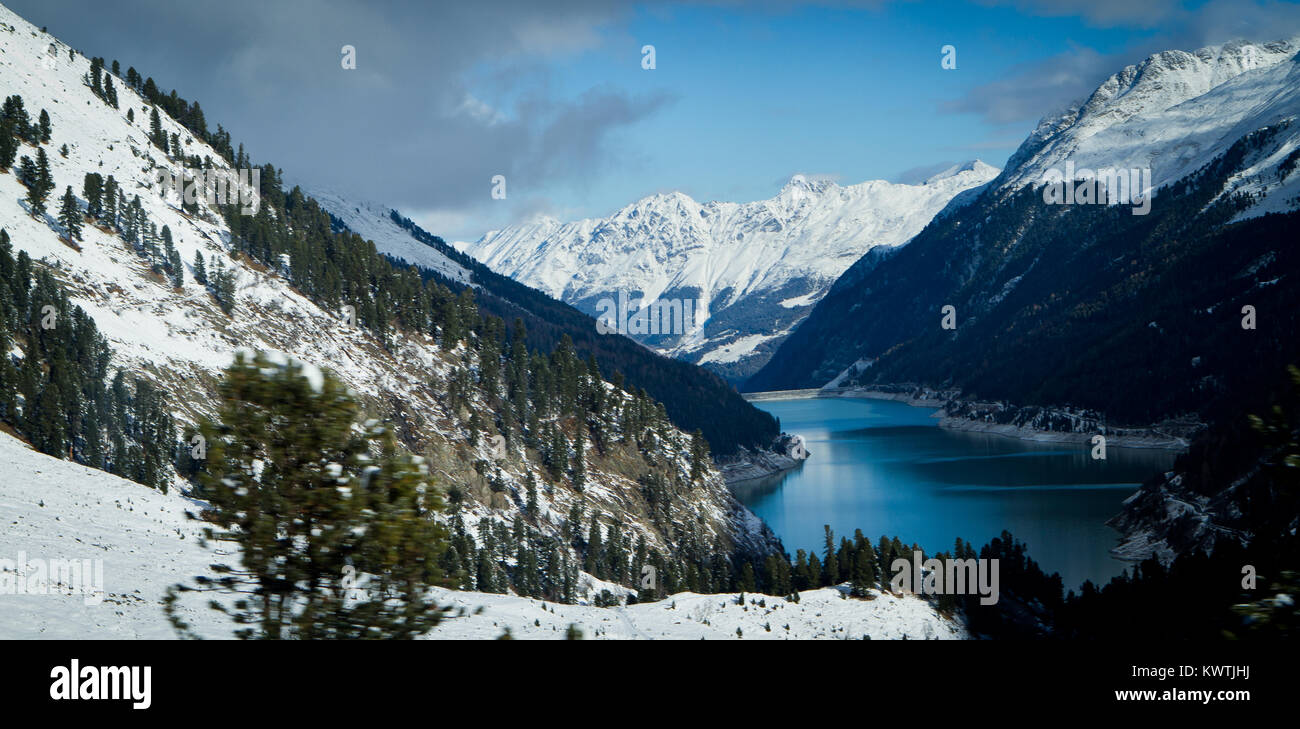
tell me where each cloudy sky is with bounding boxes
[9,0,1300,241]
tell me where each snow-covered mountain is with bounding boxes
[307,186,471,284]
[457,162,999,382]
[0,0,782,627]
[996,38,1300,215]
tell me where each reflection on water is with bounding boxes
[740,397,1178,591]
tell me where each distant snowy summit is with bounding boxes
[455,161,999,383]
[997,38,1300,216]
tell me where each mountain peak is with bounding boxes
[999,36,1300,200]
[922,160,995,185]
[781,174,836,195]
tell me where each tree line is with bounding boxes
[0,230,176,491]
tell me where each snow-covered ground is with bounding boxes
[428,585,965,640]
[0,431,228,639]
[0,430,965,640]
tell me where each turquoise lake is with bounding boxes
[738,396,1178,591]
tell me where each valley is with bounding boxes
[0,1,1298,648]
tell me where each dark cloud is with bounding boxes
[13,0,1299,237]
[524,87,678,183]
[4,0,669,238]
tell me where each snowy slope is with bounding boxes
[0,7,454,429]
[997,38,1300,213]
[0,430,232,639]
[457,162,998,382]
[427,585,965,640]
[0,3,777,597]
[307,187,470,284]
[0,430,965,640]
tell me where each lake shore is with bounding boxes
[717,433,810,485]
[744,386,1195,451]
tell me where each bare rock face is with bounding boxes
[717,432,810,485]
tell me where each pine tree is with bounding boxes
[82,172,103,219]
[525,472,538,517]
[16,156,35,188]
[37,109,51,143]
[571,430,586,490]
[161,225,175,263]
[89,57,103,98]
[25,148,53,218]
[211,261,236,314]
[2,95,30,141]
[852,545,877,596]
[57,186,81,240]
[103,175,117,228]
[585,518,603,577]
[167,249,183,288]
[689,429,709,482]
[547,424,567,481]
[192,250,206,285]
[0,119,17,170]
[165,353,451,639]
[149,107,167,153]
[30,377,65,457]
[103,74,118,108]
[740,563,757,593]
[822,525,838,586]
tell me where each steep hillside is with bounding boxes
[457,162,998,383]
[0,2,780,606]
[310,196,781,457]
[308,187,471,284]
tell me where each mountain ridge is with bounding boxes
[455,160,999,382]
